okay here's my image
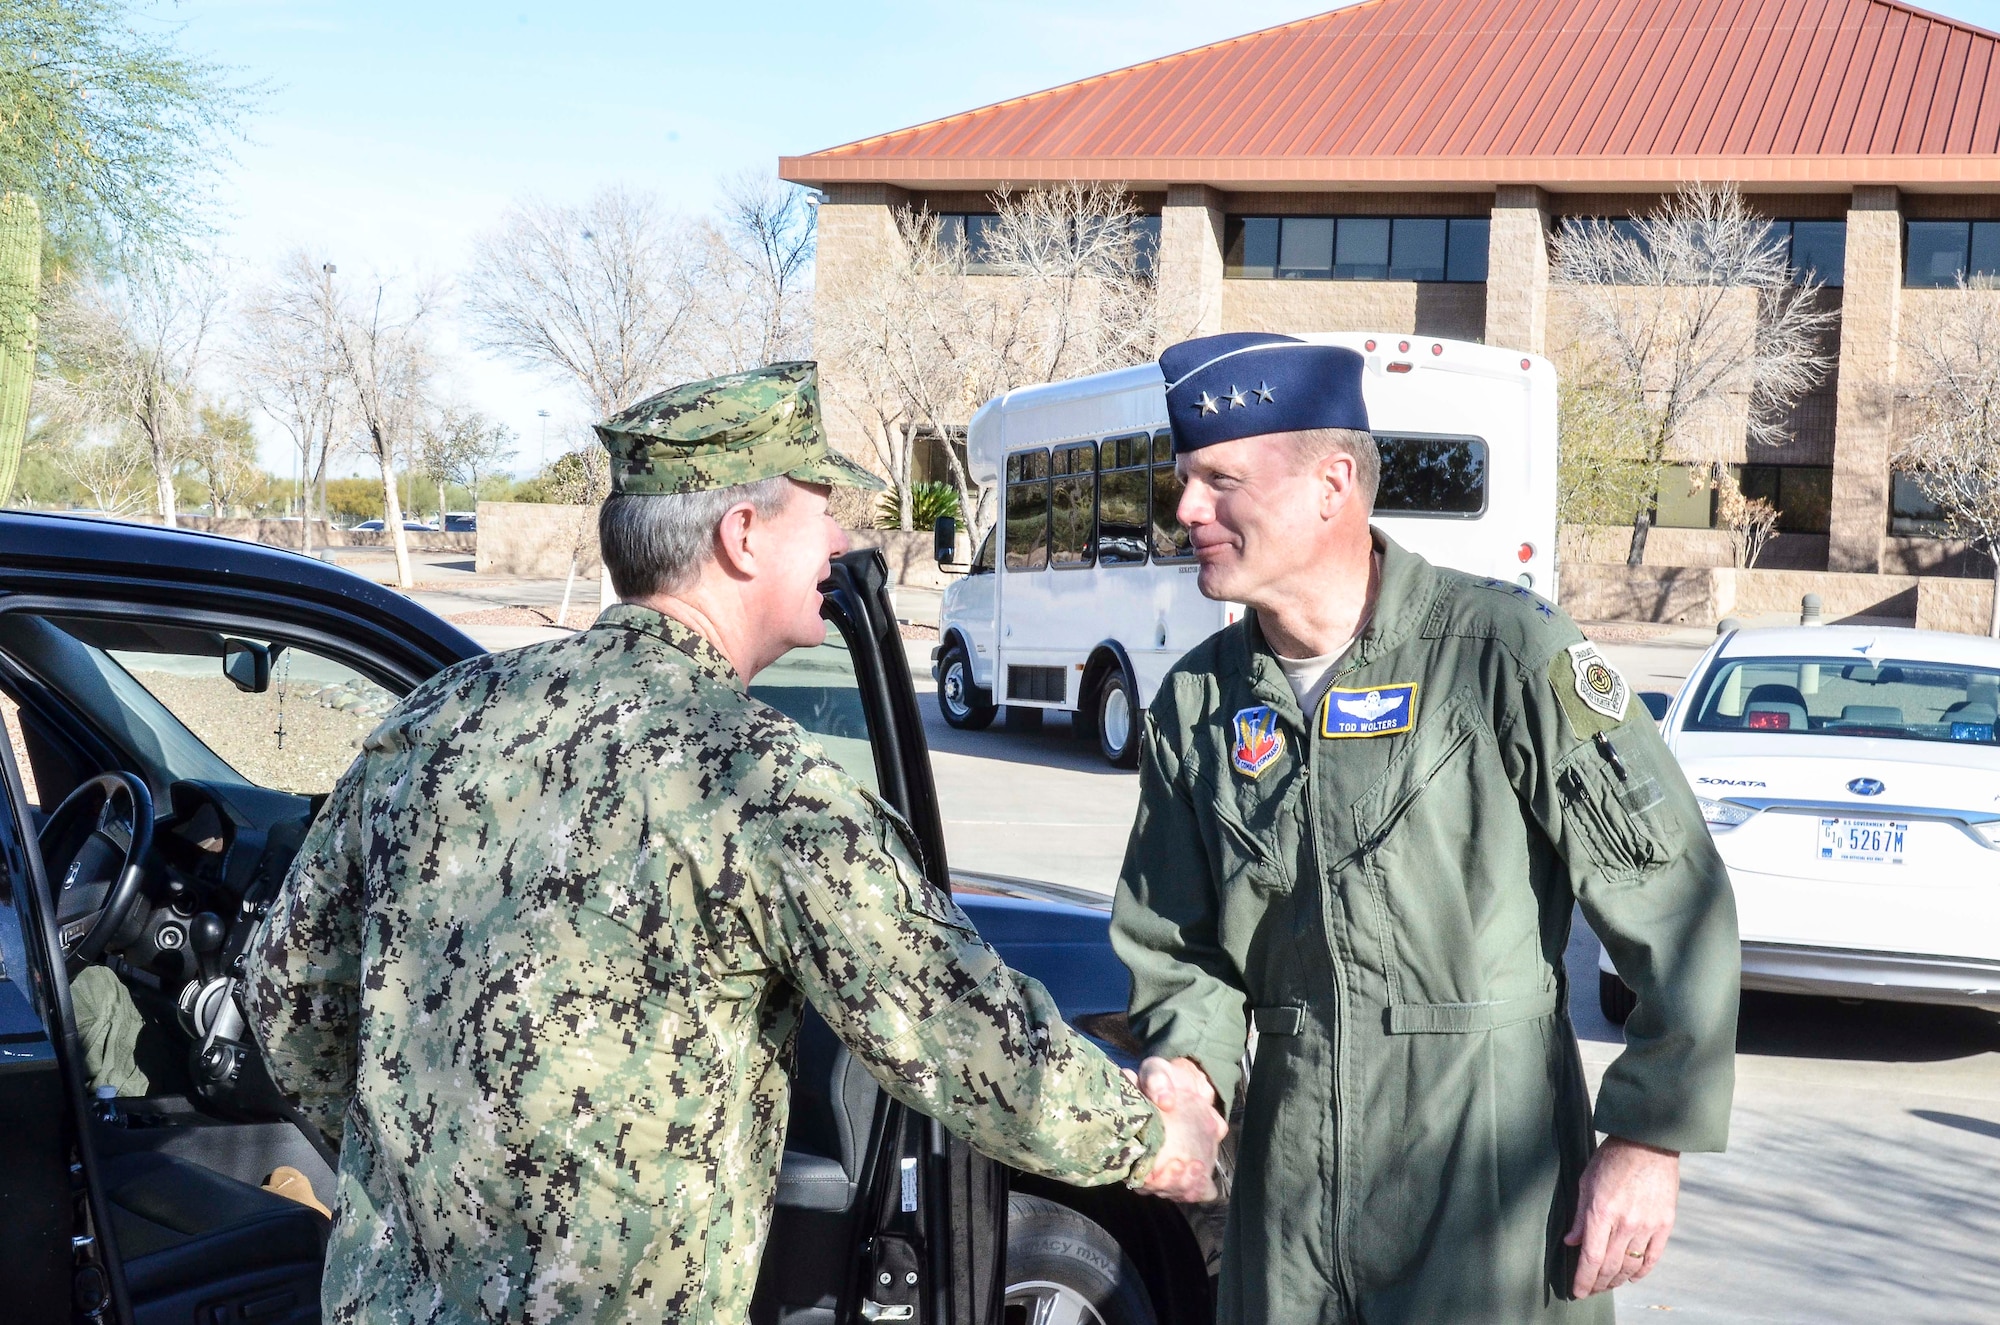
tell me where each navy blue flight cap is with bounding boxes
[1159,332,1369,455]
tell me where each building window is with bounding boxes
[1905,220,2000,288]
[1097,433,1150,566]
[1225,216,1489,282]
[936,211,1159,278]
[1003,449,1050,571]
[1049,442,1097,568]
[1889,472,1951,537]
[1651,464,1834,534]
[1559,218,1843,286]
[1149,432,1194,560]
[1373,435,1487,516]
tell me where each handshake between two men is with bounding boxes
[1129,1055,1229,1205]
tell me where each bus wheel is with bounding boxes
[937,643,997,730]
[1095,670,1140,769]
[1004,1195,1155,1325]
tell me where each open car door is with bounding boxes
[0,513,1001,1325]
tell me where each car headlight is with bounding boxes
[1698,796,1756,829]
[1974,820,2000,850]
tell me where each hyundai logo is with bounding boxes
[1847,777,1886,797]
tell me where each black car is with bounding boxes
[0,513,1220,1325]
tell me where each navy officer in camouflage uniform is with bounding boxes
[243,361,1226,1324]
[1112,334,1740,1323]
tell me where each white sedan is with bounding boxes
[1599,624,2000,1021]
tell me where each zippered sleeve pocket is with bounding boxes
[1554,735,1670,877]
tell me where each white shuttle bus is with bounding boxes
[932,332,1557,766]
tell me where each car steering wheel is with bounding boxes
[40,772,155,963]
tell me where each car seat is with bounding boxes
[1838,704,1904,726]
[99,1150,328,1325]
[1743,683,1809,732]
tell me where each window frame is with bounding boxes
[1003,448,1052,573]
[1224,215,1490,283]
[1370,432,1492,520]
[1048,441,1099,570]
[1148,431,1196,563]
[1095,433,1152,568]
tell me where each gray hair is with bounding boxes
[1292,427,1380,508]
[598,476,793,599]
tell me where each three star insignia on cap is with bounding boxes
[1254,382,1275,403]
[1196,391,1220,416]
[1227,386,1247,409]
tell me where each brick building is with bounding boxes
[782,0,2000,582]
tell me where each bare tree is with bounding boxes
[543,442,609,629]
[1896,280,2000,636]
[692,172,816,373]
[1552,183,1836,565]
[1713,469,1782,570]
[416,406,514,527]
[37,259,226,526]
[818,183,1158,533]
[50,434,146,512]
[463,187,703,420]
[238,260,349,553]
[263,256,433,587]
[185,400,259,516]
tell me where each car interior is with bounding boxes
[1691,657,2000,742]
[0,589,919,1325]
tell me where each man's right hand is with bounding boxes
[1132,1056,1226,1203]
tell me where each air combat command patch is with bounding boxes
[1566,641,1630,721]
[1231,705,1285,777]
[1320,683,1418,738]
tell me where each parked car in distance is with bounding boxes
[1600,624,2000,1022]
[443,512,477,533]
[350,518,438,532]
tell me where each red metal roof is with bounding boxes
[780,0,2000,190]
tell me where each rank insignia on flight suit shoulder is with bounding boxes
[1230,705,1285,777]
[1319,682,1419,738]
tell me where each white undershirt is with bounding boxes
[1274,644,1353,715]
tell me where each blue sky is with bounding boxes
[165,0,2000,472]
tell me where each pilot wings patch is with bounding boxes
[1320,683,1419,738]
[1230,705,1285,778]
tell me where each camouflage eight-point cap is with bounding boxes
[595,360,886,496]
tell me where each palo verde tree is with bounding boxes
[0,0,249,503]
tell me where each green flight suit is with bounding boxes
[1111,533,1739,1324]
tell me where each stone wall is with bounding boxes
[845,529,952,590]
[1559,560,1996,634]
[476,502,603,578]
[1559,523,1828,570]
[123,514,472,553]
[1220,278,1486,342]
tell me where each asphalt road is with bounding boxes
[909,632,2000,1323]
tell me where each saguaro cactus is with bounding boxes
[0,193,40,507]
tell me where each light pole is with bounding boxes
[537,409,550,470]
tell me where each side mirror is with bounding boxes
[222,639,271,694]
[932,515,958,567]
[1638,691,1673,722]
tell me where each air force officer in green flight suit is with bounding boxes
[1111,333,1740,1324]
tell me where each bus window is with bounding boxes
[1005,448,1051,571]
[1150,431,1194,561]
[1374,434,1488,517]
[1097,433,1150,566]
[971,527,995,574]
[1051,442,1097,568]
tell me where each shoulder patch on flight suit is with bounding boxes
[1550,645,1626,740]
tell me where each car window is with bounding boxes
[749,628,879,794]
[0,614,400,796]
[1687,655,2000,745]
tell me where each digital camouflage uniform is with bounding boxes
[242,363,1164,1325]
[1111,532,1740,1325]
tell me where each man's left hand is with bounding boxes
[1564,1136,1680,1298]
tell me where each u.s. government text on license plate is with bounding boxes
[1817,817,1908,865]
